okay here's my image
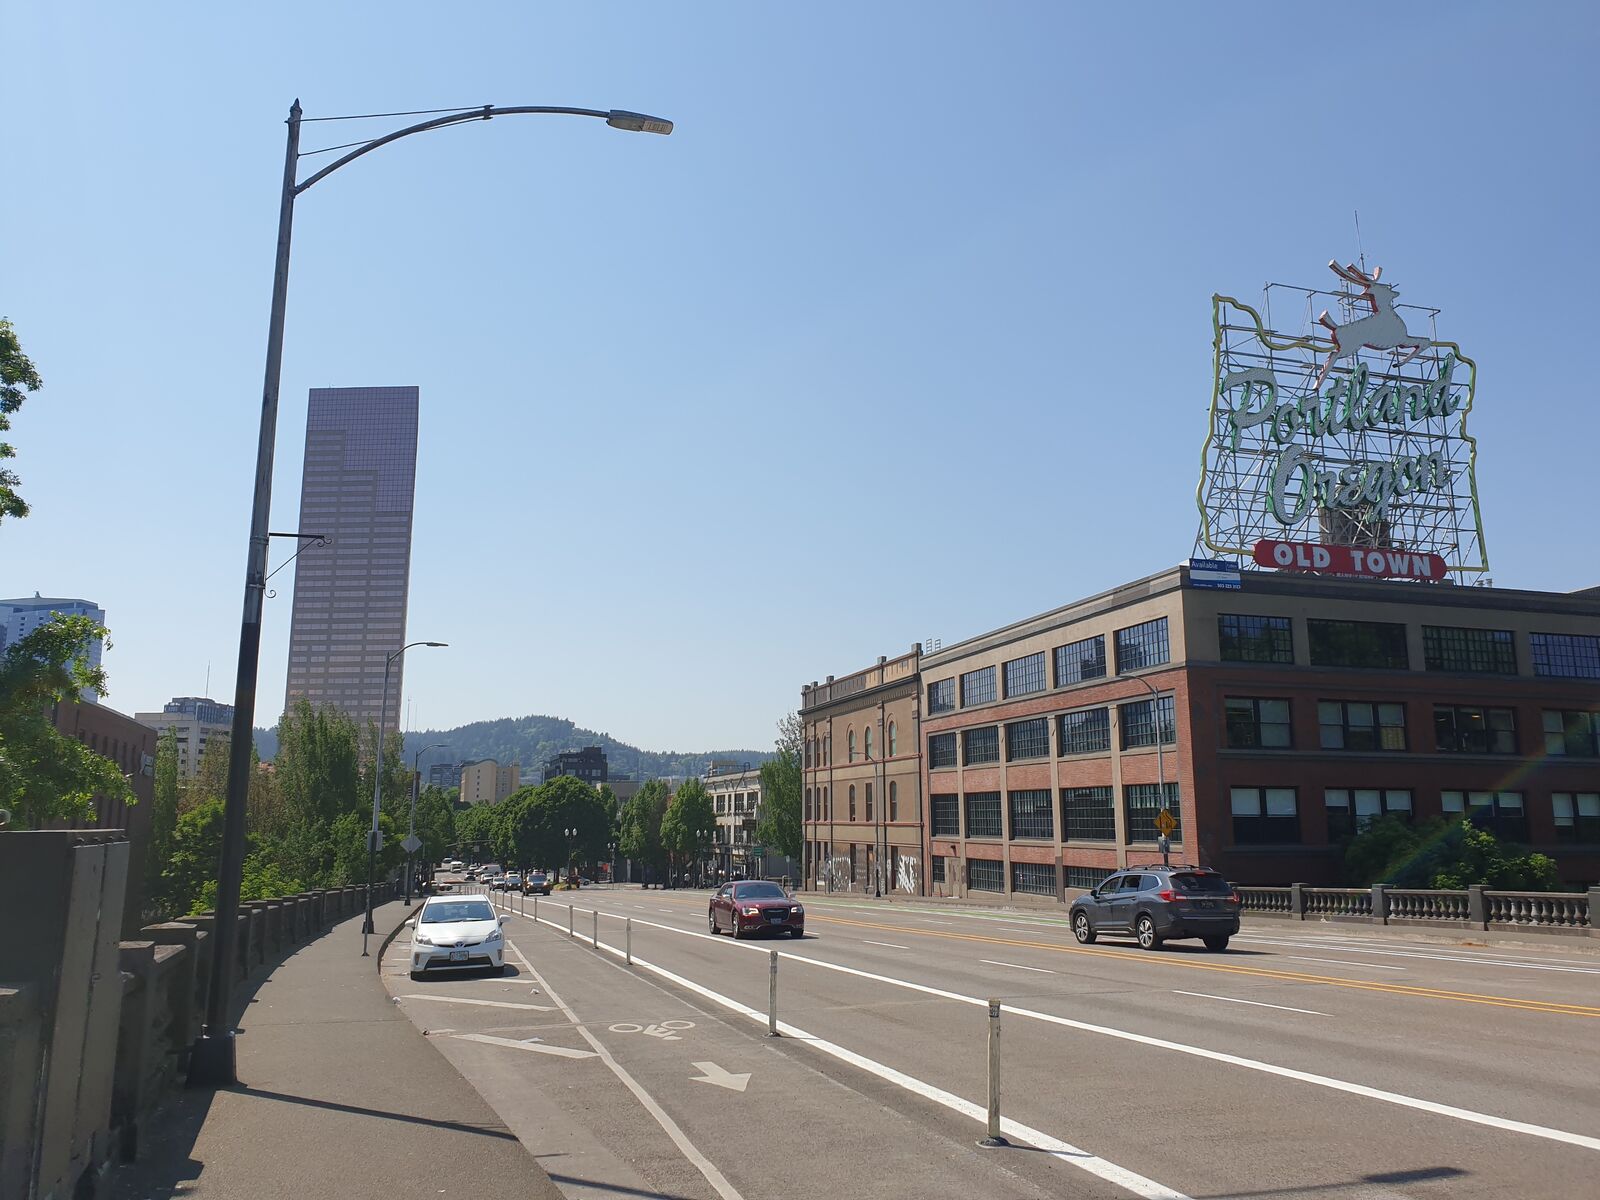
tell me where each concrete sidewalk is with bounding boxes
[113,901,563,1199]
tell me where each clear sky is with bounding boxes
[5,3,1598,750]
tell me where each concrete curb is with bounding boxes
[375,900,424,971]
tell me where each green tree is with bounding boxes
[619,779,669,881]
[1344,814,1564,891]
[0,614,131,826]
[164,799,227,915]
[756,713,802,861]
[1430,820,1562,891]
[413,786,456,864]
[661,778,716,881]
[146,728,181,912]
[274,700,362,828]
[455,801,499,860]
[0,317,44,522]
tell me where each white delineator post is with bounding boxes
[592,908,598,946]
[626,917,632,965]
[979,999,1008,1147]
[568,904,574,937]
[768,950,780,1037]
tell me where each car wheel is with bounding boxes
[731,919,744,940]
[1203,935,1230,952]
[708,911,719,935]
[1072,911,1096,944]
[789,927,804,939]
[1135,914,1161,951]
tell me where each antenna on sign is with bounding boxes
[1354,210,1366,275]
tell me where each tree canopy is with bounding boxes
[661,778,716,869]
[756,713,802,860]
[619,779,669,878]
[0,317,43,522]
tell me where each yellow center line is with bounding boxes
[811,913,1600,1019]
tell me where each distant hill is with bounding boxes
[253,712,770,782]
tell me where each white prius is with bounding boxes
[406,895,507,979]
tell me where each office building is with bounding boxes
[134,697,234,779]
[460,759,521,805]
[283,386,419,729]
[1,595,105,701]
[427,761,464,793]
[543,746,607,786]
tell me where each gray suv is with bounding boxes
[1069,865,1241,951]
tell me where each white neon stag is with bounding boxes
[1314,260,1431,387]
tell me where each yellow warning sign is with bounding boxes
[1154,808,1177,837]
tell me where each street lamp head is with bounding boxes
[424,641,448,648]
[607,109,673,135]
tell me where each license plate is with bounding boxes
[1192,900,1214,909]
[449,950,469,962]
[768,911,787,921]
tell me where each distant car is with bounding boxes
[504,873,522,891]
[463,868,479,881]
[578,876,593,887]
[524,873,552,895]
[1068,865,1241,951]
[406,895,507,978]
[709,880,804,939]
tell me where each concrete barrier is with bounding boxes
[1238,883,1596,937]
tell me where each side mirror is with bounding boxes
[404,918,415,927]
[498,915,508,924]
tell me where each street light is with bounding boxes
[364,641,447,951]
[1130,675,1172,865]
[565,827,578,882]
[405,741,449,905]
[190,98,671,1087]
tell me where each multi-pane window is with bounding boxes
[1224,698,1292,749]
[1004,652,1047,698]
[848,785,857,821]
[928,733,958,769]
[865,783,873,821]
[1324,788,1413,840]
[1124,783,1180,842]
[931,793,960,836]
[1115,618,1170,672]
[1062,787,1116,841]
[963,726,1000,765]
[1434,705,1517,754]
[1059,707,1111,755]
[864,727,874,760]
[928,678,956,714]
[848,730,857,762]
[889,780,898,821]
[1529,633,1600,679]
[1441,790,1528,841]
[1066,865,1113,890]
[1307,619,1409,670]
[931,855,947,883]
[1218,614,1294,664]
[1006,717,1050,761]
[1544,710,1600,756]
[960,666,997,707]
[1011,862,1057,896]
[968,859,1004,892]
[1054,635,1107,686]
[1318,701,1407,751]
[804,788,811,821]
[1230,787,1300,844]
[888,722,897,756]
[1008,790,1053,839]
[1120,694,1176,749]
[1552,793,1600,843]
[1423,626,1517,675]
[965,792,1002,838]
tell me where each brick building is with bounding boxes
[800,567,1600,905]
[801,647,926,896]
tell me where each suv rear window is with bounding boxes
[1172,872,1231,895]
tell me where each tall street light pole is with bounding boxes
[188,99,672,1088]
[1131,675,1171,865]
[365,641,447,951]
[406,741,449,905]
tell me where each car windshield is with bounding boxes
[1173,872,1232,895]
[421,900,494,923]
[735,882,787,899]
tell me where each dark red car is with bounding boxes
[709,880,805,939]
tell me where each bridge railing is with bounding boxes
[1236,882,1596,936]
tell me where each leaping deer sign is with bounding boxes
[1314,260,1430,388]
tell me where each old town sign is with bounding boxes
[1195,260,1487,582]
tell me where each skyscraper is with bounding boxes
[284,386,419,730]
[0,594,106,701]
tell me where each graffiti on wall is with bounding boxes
[896,855,919,894]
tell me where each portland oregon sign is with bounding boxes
[1195,260,1487,582]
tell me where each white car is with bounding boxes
[407,895,507,978]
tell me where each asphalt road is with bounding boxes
[384,881,1600,1199]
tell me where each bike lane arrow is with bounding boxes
[690,1061,750,1092]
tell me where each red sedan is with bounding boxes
[709,880,805,939]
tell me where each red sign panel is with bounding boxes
[1252,539,1446,581]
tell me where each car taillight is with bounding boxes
[1156,888,1176,903]
[1229,891,1242,905]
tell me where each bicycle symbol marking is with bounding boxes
[608,1019,695,1040]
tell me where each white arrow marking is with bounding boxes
[454,1033,598,1060]
[399,994,556,1011]
[643,1023,682,1040]
[690,1061,750,1092]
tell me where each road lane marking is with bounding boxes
[505,940,745,1200]
[521,913,1188,1198]
[1283,955,1407,971]
[980,959,1054,974]
[1237,936,1600,975]
[812,913,1600,1018]
[453,1033,598,1060]
[569,911,1600,1153]
[863,940,909,950]
[399,994,557,1011]
[690,1061,750,1092]
[1171,991,1328,1017]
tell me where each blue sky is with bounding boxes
[5,3,1597,750]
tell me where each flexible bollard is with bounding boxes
[592,908,598,946]
[568,904,574,937]
[534,894,539,921]
[978,999,1007,1147]
[626,917,632,964]
[768,950,780,1037]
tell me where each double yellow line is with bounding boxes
[812,913,1600,1019]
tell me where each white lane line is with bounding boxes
[1284,955,1407,971]
[1238,937,1600,976]
[453,1033,598,1060]
[980,959,1054,974]
[1171,991,1328,1017]
[519,914,1187,1198]
[594,912,1600,1154]
[399,994,556,1011]
[504,940,744,1200]
[863,940,909,950]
